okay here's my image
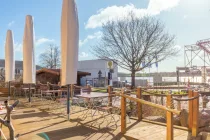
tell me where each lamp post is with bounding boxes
[108,70,112,86]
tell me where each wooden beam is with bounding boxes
[71,84,74,98]
[166,94,173,140]
[192,91,199,137]
[108,86,113,106]
[136,87,142,121]
[121,88,126,134]
[188,90,193,130]
[115,93,181,115]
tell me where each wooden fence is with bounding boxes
[0,88,9,97]
[108,86,199,140]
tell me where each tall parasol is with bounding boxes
[23,15,36,103]
[5,30,15,100]
[61,0,79,120]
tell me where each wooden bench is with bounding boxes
[0,88,9,97]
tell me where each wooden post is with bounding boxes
[121,88,126,134]
[166,94,173,140]
[161,96,164,105]
[87,84,91,94]
[71,84,74,98]
[188,90,193,130]
[108,86,113,106]
[177,96,181,111]
[136,87,142,121]
[192,91,199,137]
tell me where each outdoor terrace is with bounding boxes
[1,98,189,140]
[0,84,204,140]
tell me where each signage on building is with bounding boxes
[107,61,113,69]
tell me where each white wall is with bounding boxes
[78,59,118,85]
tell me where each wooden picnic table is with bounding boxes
[22,87,36,98]
[41,90,68,99]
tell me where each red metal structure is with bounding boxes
[183,38,210,84]
[196,38,210,54]
[184,38,210,68]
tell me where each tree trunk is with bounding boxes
[131,71,135,89]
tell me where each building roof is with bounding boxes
[0,59,42,70]
[36,68,91,76]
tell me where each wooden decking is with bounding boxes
[125,123,189,140]
[1,99,189,140]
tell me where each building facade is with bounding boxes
[0,59,42,80]
[36,68,91,85]
[78,59,118,86]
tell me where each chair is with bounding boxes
[53,86,85,115]
[21,84,30,98]
[93,94,131,128]
[81,87,91,93]
[13,83,22,98]
[49,83,60,90]
[38,84,53,109]
[92,94,119,128]
[32,84,46,102]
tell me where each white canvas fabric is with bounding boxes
[61,0,79,86]
[5,30,15,82]
[23,15,36,84]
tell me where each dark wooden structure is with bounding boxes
[36,68,91,86]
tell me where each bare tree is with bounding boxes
[39,44,60,69]
[0,68,5,81]
[92,12,179,88]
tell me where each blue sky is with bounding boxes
[0,0,210,72]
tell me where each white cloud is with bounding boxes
[8,21,15,27]
[79,52,89,58]
[147,0,180,15]
[86,0,180,29]
[13,37,54,52]
[79,31,102,46]
[174,45,182,50]
[35,38,54,46]
[14,38,54,52]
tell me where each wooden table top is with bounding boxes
[22,88,35,90]
[42,90,67,93]
[76,92,109,99]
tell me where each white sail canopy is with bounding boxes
[23,15,36,84]
[5,30,15,82]
[61,0,79,86]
